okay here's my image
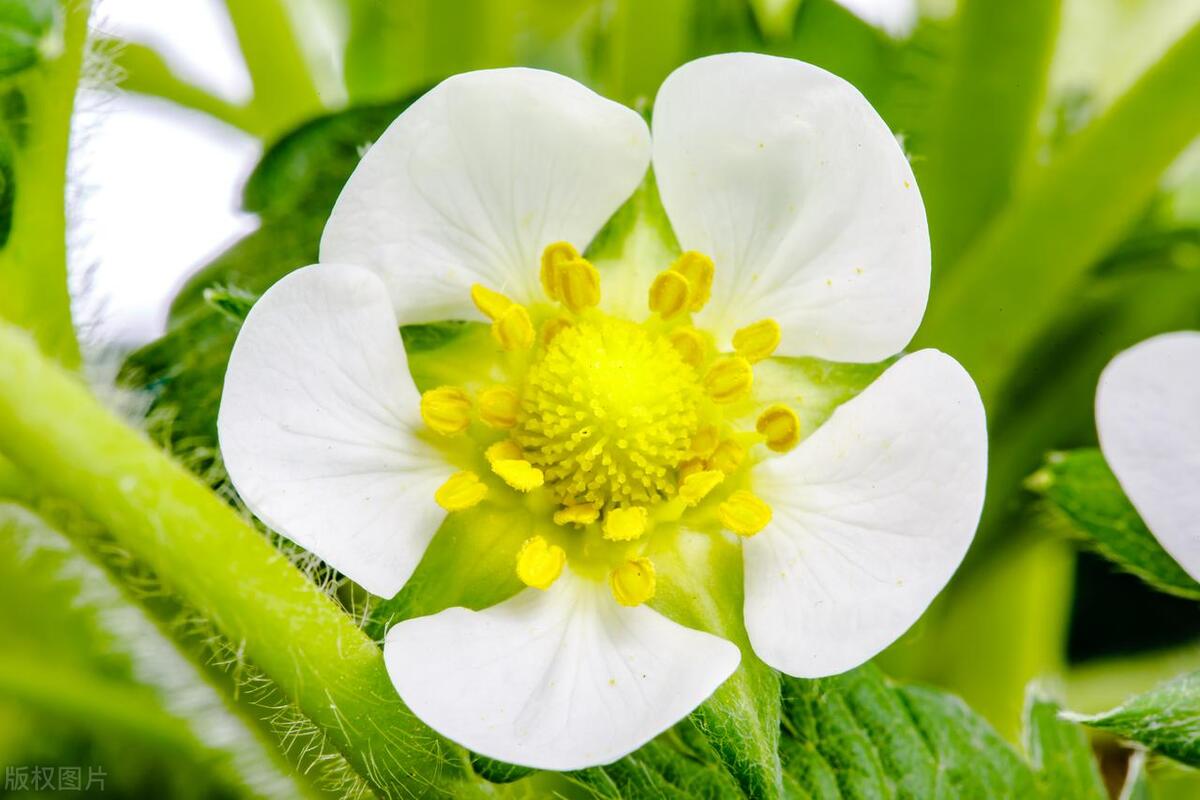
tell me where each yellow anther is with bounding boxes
[672,251,714,311]
[648,270,691,320]
[470,284,513,321]
[704,357,753,404]
[677,458,706,481]
[516,536,566,590]
[689,425,720,458]
[668,328,706,369]
[679,470,724,507]
[556,258,601,313]
[756,404,800,453]
[610,558,656,606]
[733,319,782,363]
[554,503,600,527]
[434,471,488,511]
[603,506,648,541]
[485,439,523,464]
[492,459,544,492]
[420,386,472,436]
[478,385,520,429]
[491,304,535,351]
[540,241,579,301]
[541,317,572,346]
[709,439,746,474]
[717,490,773,536]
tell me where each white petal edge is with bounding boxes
[652,53,929,362]
[744,349,986,677]
[320,68,651,324]
[383,568,740,770]
[1096,331,1200,581]
[217,264,447,598]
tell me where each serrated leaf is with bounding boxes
[1023,688,1107,800]
[1032,448,1200,600]
[1067,670,1200,768]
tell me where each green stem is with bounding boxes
[0,1,89,367]
[915,20,1200,405]
[0,321,471,799]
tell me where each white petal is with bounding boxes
[1096,332,1200,581]
[321,68,651,323]
[744,350,986,677]
[217,265,447,598]
[383,569,740,770]
[652,54,929,362]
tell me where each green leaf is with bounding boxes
[566,730,744,799]
[0,0,58,77]
[1031,448,1200,600]
[780,663,1042,799]
[1067,670,1200,768]
[1023,688,1107,800]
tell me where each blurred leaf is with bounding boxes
[0,0,58,77]
[1066,670,1200,768]
[1032,448,1200,601]
[1024,688,1107,800]
[1120,750,1149,800]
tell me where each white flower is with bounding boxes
[217,54,987,770]
[1096,331,1200,580]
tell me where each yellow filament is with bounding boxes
[485,439,523,464]
[756,404,800,452]
[491,304,535,351]
[610,558,656,606]
[679,470,724,506]
[420,386,471,436]
[556,258,601,313]
[671,252,714,311]
[541,317,573,346]
[478,385,520,429]
[540,241,579,301]
[717,490,772,536]
[516,536,565,590]
[709,439,746,474]
[648,270,691,319]
[704,357,753,403]
[733,319,781,363]
[603,506,648,541]
[668,328,706,369]
[470,284,513,320]
[677,458,705,481]
[435,471,488,511]
[553,503,600,526]
[492,459,544,492]
[689,424,720,458]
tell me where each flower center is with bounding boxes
[515,316,701,509]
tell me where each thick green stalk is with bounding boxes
[0,321,470,799]
[919,0,1062,272]
[916,21,1200,405]
[0,1,89,367]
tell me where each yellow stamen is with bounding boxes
[704,357,753,403]
[709,439,746,474]
[470,284,513,321]
[689,425,720,458]
[610,558,656,606]
[491,304,535,351]
[648,270,691,320]
[541,317,572,346]
[668,328,706,369]
[516,536,565,590]
[420,386,471,436]
[540,241,579,301]
[434,471,488,511]
[733,319,781,363]
[717,490,772,536]
[492,459,544,492]
[554,503,600,526]
[556,258,601,313]
[603,506,648,541]
[677,458,706,481]
[671,252,714,311]
[679,470,724,506]
[478,385,520,429]
[756,404,800,452]
[485,439,523,464]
